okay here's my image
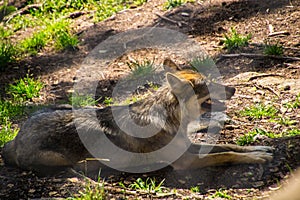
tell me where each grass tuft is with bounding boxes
[0,4,17,21]
[264,42,284,56]
[7,74,44,102]
[0,40,16,69]
[210,189,232,199]
[0,100,24,147]
[21,31,48,55]
[223,27,251,50]
[240,103,278,120]
[129,177,165,193]
[189,56,216,77]
[0,119,19,147]
[165,0,184,9]
[54,31,79,51]
[190,185,201,193]
[127,59,156,78]
[70,93,99,108]
[284,93,300,109]
[69,177,106,200]
[237,128,270,146]
[237,128,300,146]
[103,97,114,106]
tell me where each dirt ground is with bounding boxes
[0,0,300,199]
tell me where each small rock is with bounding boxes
[178,179,186,184]
[68,177,79,183]
[270,167,279,172]
[252,181,264,188]
[283,85,291,91]
[49,191,58,196]
[28,189,36,193]
[181,12,190,17]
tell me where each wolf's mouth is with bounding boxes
[201,98,226,111]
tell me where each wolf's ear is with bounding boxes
[166,73,189,94]
[163,58,182,72]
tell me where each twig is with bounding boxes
[219,53,300,61]
[254,83,280,97]
[268,31,290,37]
[233,82,279,97]
[248,74,284,81]
[4,4,42,23]
[155,13,188,27]
[64,11,88,19]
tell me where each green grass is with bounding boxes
[240,103,278,120]
[237,128,300,146]
[21,31,48,55]
[190,185,201,193]
[20,19,79,54]
[0,40,16,69]
[270,117,298,126]
[284,93,300,109]
[40,0,87,13]
[0,0,147,70]
[54,30,79,51]
[264,42,284,56]
[103,97,114,106]
[0,3,17,21]
[0,119,19,147]
[129,177,165,193]
[7,74,44,102]
[237,128,272,146]
[0,74,43,147]
[189,56,215,77]
[0,26,13,38]
[0,100,24,147]
[286,129,300,136]
[223,27,251,50]
[8,15,40,31]
[127,59,156,78]
[165,0,184,9]
[70,93,99,107]
[45,20,79,51]
[210,189,232,199]
[35,0,147,22]
[0,100,24,123]
[69,177,106,200]
[0,27,16,69]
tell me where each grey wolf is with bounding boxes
[2,58,273,175]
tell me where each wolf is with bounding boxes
[2,58,273,175]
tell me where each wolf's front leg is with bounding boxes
[172,149,273,170]
[188,143,273,154]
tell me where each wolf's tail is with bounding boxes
[2,140,18,167]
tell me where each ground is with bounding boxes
[0,0,300,199]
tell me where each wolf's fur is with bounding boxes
[2,59,273,174]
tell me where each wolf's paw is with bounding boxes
[247,151,273,163]
[248,145,274,153]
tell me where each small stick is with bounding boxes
[248,74,284,81]
[268,31,290,37]
[155,13,188,27]
[219,53,300,61]
[4,4,42,23]
[254,83,280,97]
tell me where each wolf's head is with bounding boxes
[163,58,235,116]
